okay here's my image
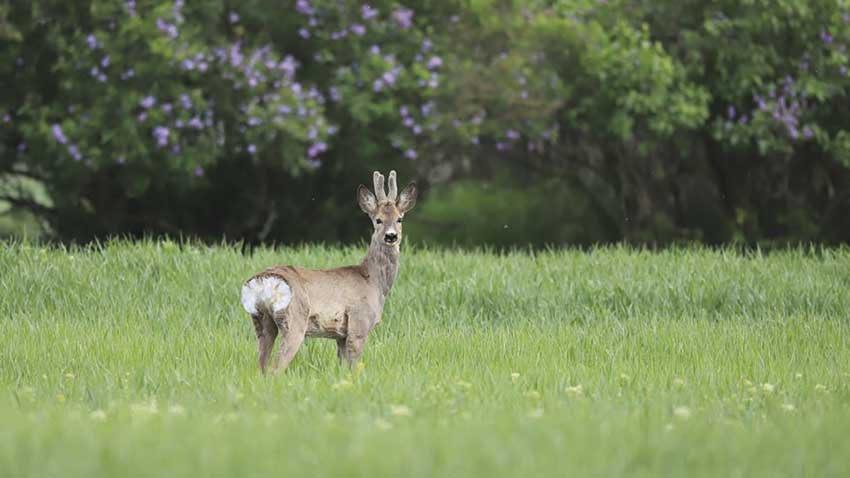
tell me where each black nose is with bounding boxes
[384,232,398,243]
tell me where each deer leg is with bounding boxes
[271,315,308,375]
[253,314,278,374]
[336,338,347,364]
[340,335,368,367]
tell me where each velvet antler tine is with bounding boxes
[387,170,398,202]
[373,171,387,202]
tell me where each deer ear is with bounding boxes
[397,181,418,213]
[357,185,377,214]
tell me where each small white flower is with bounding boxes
[168,404,186,416]
[564,385,583,397]
[761,383,775,393]
[673,378,685,387]
[510,372,520,383]
[375,418,392,430]
[332,379,352,391]
[390,405,412,417]
[673,406,692,420]
[90,410,107,421]
[815,384,828,392]
[527,408,544,419]
[781,403,796,412]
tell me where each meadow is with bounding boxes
[1,241,849,477]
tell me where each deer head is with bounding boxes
[357,170,418,246]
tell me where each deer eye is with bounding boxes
[375,219,383,225]
[397,217,403,223]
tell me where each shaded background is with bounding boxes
[2,0,849,247]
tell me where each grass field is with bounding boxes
[1,241,849,477]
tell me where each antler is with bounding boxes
[373,171,387,203]
[387,170,398,202]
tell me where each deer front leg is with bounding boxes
[271,315,308,375]
[340,335,368,366]
[338,309,372,367]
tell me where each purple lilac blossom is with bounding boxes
[162,103,173,114]
[137,113,147,123]
[153,126,170,147]
[194,166,204,177]
[156,18,179,38]
[382,68,400,86]
[727,105,735,119]
[121,68,135,80]
[86,34,98,49]
[393,8,414,29]
[506,130,520,140]
[821,30,833,44]
[400,106,409,117]
[426,56,443,69]
[52,124,68,144]
[405,149,417,159]
[173,0,184,21]
[229,11,240,24]
[351,24,366,36]
[247,144,257,154]
[421,39,433,52]
[140,96,156,109]
[362,5,379,20]
[803,126,814,139]
[308,142,327,157]
[2,114,10,123]
[189,117,203,129]
[126,0,136,16]
[17,142,27,152]
[370,45,381,55]
[373,79,384,92]
[101,56,110,68]
[412,125,422,135]
[296,0,313,15]
[279,55,297,79]
[179,94,192,109]
[68,144,82,161]
[329,87,341,102]
[299,28,310,39]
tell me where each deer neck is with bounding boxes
[362,237,400,299]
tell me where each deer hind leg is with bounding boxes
[271,314,308,375]
[252,314,278,374]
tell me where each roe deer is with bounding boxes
[240,170,417,374]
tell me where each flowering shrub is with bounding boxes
[1,0,849,243]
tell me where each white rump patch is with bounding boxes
[240,276,292,316]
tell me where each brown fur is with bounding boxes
[244,170,418,374]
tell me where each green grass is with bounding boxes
[1,241,849,477]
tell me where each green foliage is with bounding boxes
[1,242,850,476]
[1,0,850,244]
